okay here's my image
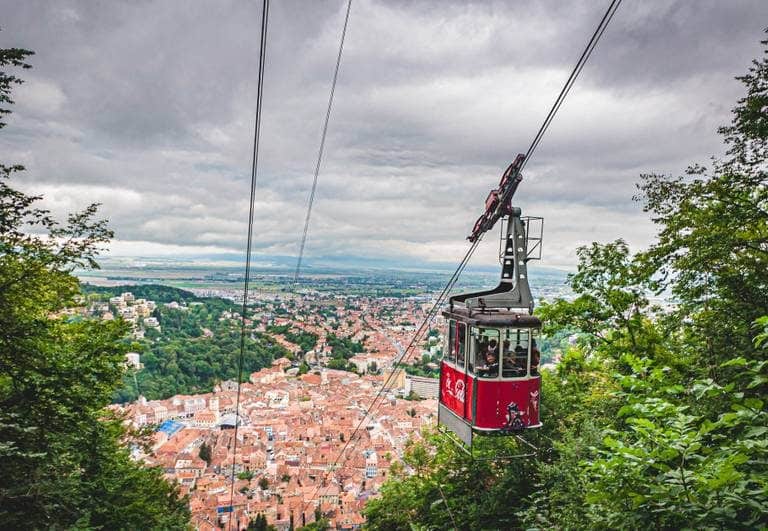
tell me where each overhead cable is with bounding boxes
[228,0,270,528]
[293,0,353,285]
[521,0,623,171]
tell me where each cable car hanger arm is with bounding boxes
[467,153,525,243]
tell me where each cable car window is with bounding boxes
[474,328,500,378]
[502,329,529,378]
[531,329,540,376]
[456,323,467,369]
[447,320,456,365]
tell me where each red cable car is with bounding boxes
[438,155,543,446]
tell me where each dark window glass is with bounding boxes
[456,323,466,370]
[474,328,500,378]
[502,329,529,378]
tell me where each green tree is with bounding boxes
[238,470,254,481]
[365,429,537,529]
[537,239,664,362]
[199,441,212,466]
[297,517,329,531]
[248,513,276,531]
[326,332,364,359]
[521,33,768,530]
[0,44,33,128]
[91,284,289,402]
[635,35,768,372]
[0,46,189,528]
[326,358,356,373]
[580,349,768,529]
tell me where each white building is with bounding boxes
[144,317,160,328]
[209,396,220,412]
[364,450,378,478]
[404,375,439,399]
[119,306,136,319]
[125,352,142,370]
[184,397,207,415]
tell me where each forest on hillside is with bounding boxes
[82,284,290,402]
[364,36,768,531]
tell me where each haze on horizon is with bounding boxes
[1,0,766,269]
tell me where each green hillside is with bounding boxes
[82,284,289,401]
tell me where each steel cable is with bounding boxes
[293,0,353,286]
[521,0,622,172]
[228,0,269,527]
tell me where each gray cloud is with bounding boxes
[1,0,766,268]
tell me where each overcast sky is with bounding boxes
[1,0,766,269]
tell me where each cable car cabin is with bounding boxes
[438,199,544,446]
[439,310,541,436]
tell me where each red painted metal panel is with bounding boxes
[442,361,541,430]
[472,376,541,430]
[439,362,470,421]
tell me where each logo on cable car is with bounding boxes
[444,373,465,403]
[454,380,465,403]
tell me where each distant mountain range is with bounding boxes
[99,252,572,278]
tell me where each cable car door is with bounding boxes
[440,321,470,422]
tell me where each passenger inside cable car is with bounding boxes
[475,332,499,377]
[497,329,526,377]
[478,350,499,377]
[460,327,536,378]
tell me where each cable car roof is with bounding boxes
[442,307,541,328]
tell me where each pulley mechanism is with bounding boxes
[467,153,525,243]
